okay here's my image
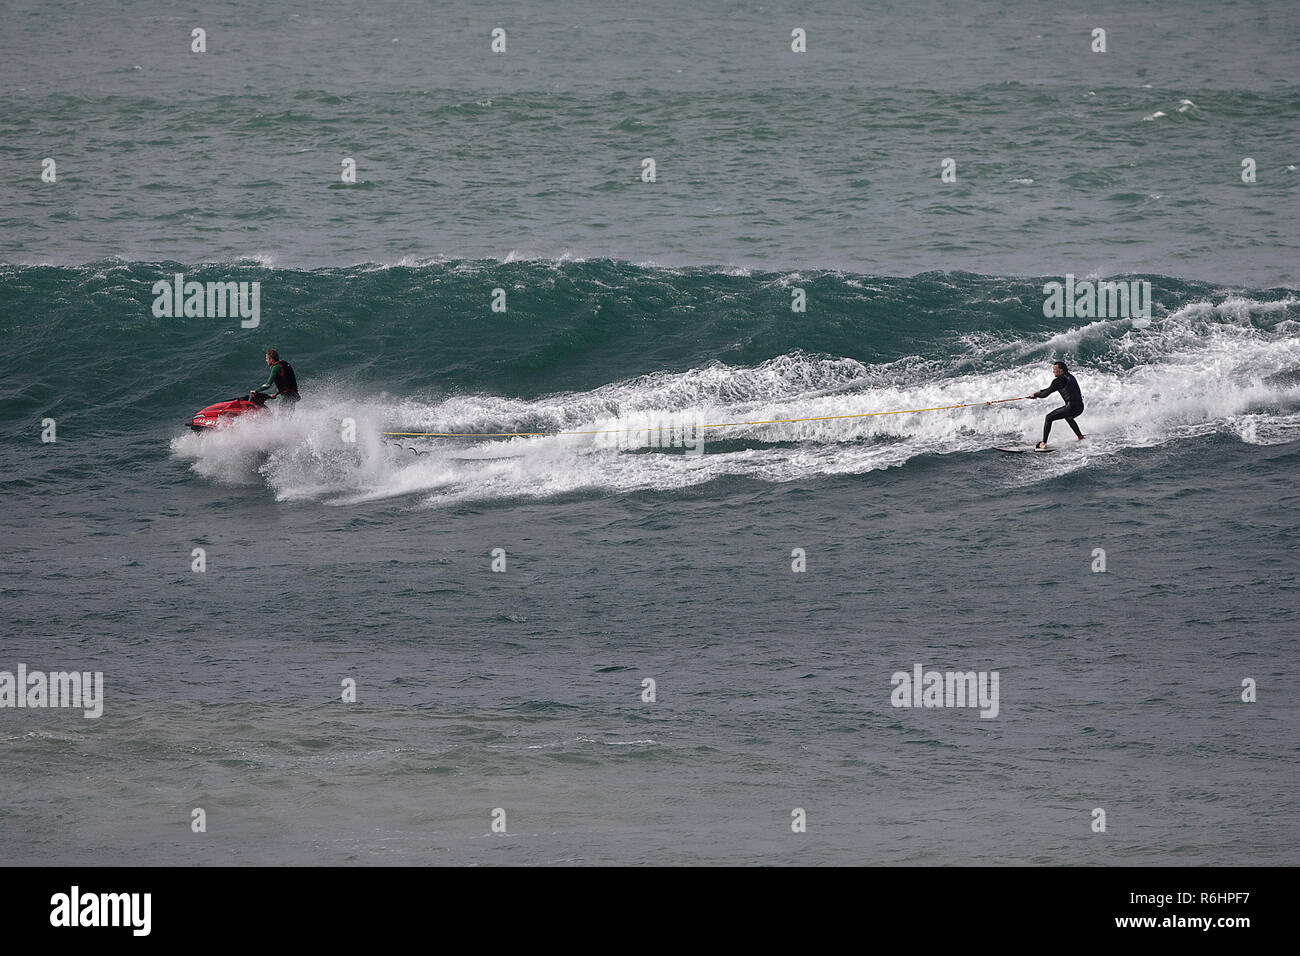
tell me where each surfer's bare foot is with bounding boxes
[1035,441,1047,450]
[1077,435,1086,440]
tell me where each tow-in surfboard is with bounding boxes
[994,446,1055,454]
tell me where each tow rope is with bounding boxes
[381,396,1025,438]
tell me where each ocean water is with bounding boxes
[1,0,1297,865]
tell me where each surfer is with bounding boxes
[1027,360,1084,449]
[250,349,300,405]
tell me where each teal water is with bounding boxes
[1,0,1298,865]
[1,0,1297,282]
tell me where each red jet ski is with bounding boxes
[186,392,270,431]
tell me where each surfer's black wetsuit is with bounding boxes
[1033,371,1084,444]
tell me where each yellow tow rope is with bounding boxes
[381,396,1026,438]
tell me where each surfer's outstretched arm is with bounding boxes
[1029,379,1063,400]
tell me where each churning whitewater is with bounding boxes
[160,272,1299,507]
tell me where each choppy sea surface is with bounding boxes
[1,0,1297,864]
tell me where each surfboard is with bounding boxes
[995,446,1055,454]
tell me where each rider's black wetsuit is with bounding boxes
[1034,371,1084,445]
[254,360,300,404]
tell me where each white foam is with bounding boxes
[172,302,1300,506]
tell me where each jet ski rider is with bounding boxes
[250,349,300,406]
